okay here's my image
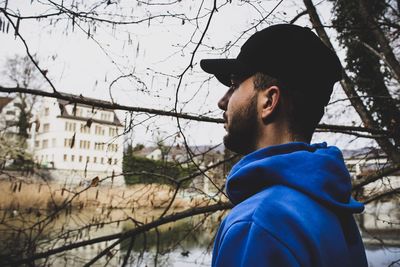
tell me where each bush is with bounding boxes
[123,155,196,187]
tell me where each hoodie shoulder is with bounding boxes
[221,185,361,267]
[212,220,301,267]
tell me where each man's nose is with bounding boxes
[218,91,230,111]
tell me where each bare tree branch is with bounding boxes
[0,8,59,94]
[352,164,400,191]
[0,86,221,123]
[0,86,391,138]
[363,187,400,204]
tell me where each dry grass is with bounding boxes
[0,180,207,211]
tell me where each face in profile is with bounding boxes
[218,76,260,155]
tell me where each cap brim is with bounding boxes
[200,59,252,87]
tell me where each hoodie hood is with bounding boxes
[226,142,364,213]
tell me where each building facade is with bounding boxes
[344,148,400,238]
[32,97,125,185]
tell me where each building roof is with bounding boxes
[0,97,14,112]
[56,114,123,127]
[342,147,385,160]
[132,144,224,164]
[56,98,123,126]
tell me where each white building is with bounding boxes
[32,97,125,185]
[344,148,400,234]
[0,96,21,136]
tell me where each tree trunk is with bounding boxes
[303,0,400,163]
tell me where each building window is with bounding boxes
[63,154,67,161]
[42,140,48,149]
[95,125,105,135]
[86,156,90,163]
[79,140,90,149]
[108,158,112,165]
[95,142,105,151]
[101,157,104,164]
[43,123,50,133]
[107,144,118,152]
[64,138,74,148]
[6,110,15,115]
[52,138,56,147]
[76,107,83,117]
[5,120,14,127]
[35,141,40,148]
[79,155,82,162]
[101,112,112,121]
[114,158,118,165]
[44,107,49,116]
[109,127,118,137]
[93,157,97,163]
[71,155,75,162]
[80,123,90,134]
[65,122,76,132]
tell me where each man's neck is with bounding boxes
[255,123,308,150]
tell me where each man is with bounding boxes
[200,24,368,267]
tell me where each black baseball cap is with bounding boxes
[200,24,342,106]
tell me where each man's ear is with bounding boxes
[260,85,280,121]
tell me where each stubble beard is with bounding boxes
[223,95,259,155]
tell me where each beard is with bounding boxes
[223,95,259,155]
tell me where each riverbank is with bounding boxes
[0,178,219,212]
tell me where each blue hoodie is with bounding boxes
[212,142,367,267]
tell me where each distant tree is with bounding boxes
[2,55,41,139]
[133,143,145,152]
[123,154,195,186]
[0,135,33,170]
[5,54,42,88]
[0,55,41,167]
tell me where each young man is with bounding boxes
[200,24,368,267]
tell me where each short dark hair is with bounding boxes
[253,72,326,142]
